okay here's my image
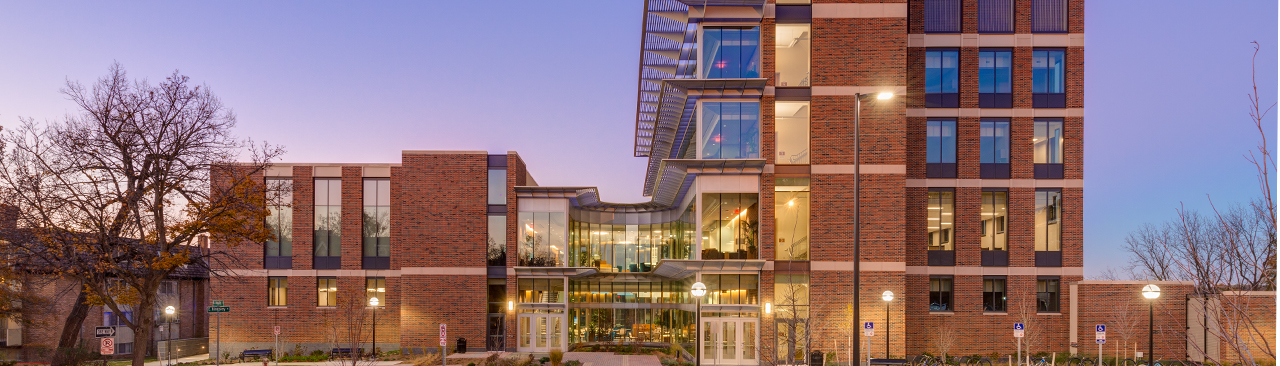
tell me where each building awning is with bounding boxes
[514,267,599,278]
[651,259,768,279]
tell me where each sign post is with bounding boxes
[209,302,229,366]
[1095,325,1106,363]
[439,323,447,366]
[274,326,282,366]
[1014,323,1025,366]
[100,337,114,355]
[863,322,873,365]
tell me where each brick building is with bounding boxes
[205,0,1267,364]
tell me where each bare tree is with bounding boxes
[323,294,379,366]
[0,63,284,366]
[929,319,957,359]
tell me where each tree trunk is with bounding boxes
[50,285,90,366]
[132,294,157,366]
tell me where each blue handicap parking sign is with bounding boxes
[1014,323,1024,330]
[1096,325,1106,332]
[864,322,874,329]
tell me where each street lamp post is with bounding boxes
[164,306,176,366]
[852,92,894,365]
[881,291,893,358]
[1141,285,1160,365]
[691,282,707,366]
[369,296,379,358]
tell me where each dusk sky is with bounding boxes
[0,1,1274,277]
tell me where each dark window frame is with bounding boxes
[978,49,1013,108]
[977,0,1015,34]
[982,276,1007,312]
[268,277,287,307]
[362,178,391,269]
[313,178,342,269]
[980,118,1011,178]
[926,118,958,178]
[925,49,960,108]
[928,276,953,312]
[1032,48,1067,108]
[923,0,962,33]
[1037,277,1061,312]
[1031,0,1069,33]
[264,177,294,269]
[317,277,338,307]
[365,277,386,307]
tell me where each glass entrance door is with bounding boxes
[517,313,565,352]
[700,318,758,365]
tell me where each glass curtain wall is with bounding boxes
[518,278,565,303]
[568,217,695,272]
[702,274,759,304]
[775,102,810,164]
[518,212,567,267]
[701,193,760,259]
[774,24,810,86]
[774,274,809,365]
[568,280,693,344]
[702,27,761,79]
[701,102,762,160]
[775,178,810,260]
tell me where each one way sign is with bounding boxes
[95,327,116,338]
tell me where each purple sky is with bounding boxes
[0,1,1274,277]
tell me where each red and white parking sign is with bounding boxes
[274,326,281,335]
[100,337,115,355]
[439,323,447,347]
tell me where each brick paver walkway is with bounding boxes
[563,352,662,366]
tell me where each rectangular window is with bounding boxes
[313,179,342,263]
[775,178,809,261]
[980,119,1010,178]
[978,49,1012,108]
[774,24,810,86]
[1037,278,1060,312]
[775,102,810,164]
[317,277,337,307]
[704,274,759,305]
[104,311,133,327]
[1035,190,1062,251]
[701,193,759,260]
[701,102,761,159]
[517,278,565,303]
[774,274,809,364]
[927,191,954,251]
[925,50,959,108]
[268,277,287,307]
[982,277,1007,312]
[926,119,957,178]
[365,277,386,307]
[159,281,177,295]
[517,212,566,267]
[701,27,761,79]
[977,0,1014,33]
[923,0,961,33]
[1033,49,1066,107]
[265,178,293,260]
[928,277,952,312]
[981,191,1008,251]
[1033,119,1063,164]
[488,169,507,205]
[1032,0,1068,33]
[488,215,507,266]
[362,179,391,261]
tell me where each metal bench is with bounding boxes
[239,349,273,362]
[330,348,364,359]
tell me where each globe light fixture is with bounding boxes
[1142,284,1161,299]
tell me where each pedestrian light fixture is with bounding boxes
[691,282,707,366]
[1142,284,1160,363]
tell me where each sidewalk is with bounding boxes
[140,354,411,366]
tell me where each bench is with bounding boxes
[330,348,364,359]
[870,359,910,366]
[239,349,273,362]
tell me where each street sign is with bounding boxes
[1013,323,1024,338]
[100,337,115,355]
[864,322,874,329]
[439,323,447,347]
[213,300,224,306]
[863,322,874,336]
[1096,339,1106,344]
[95,327,116,338]
[1095,332,1106,340]
[1096,325,1106,332]
[207,306,230,313]
[273,326,281,335]
[1014,323,1024,330]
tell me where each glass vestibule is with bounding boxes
[568,206,695,272]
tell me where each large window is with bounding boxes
[702,27,761,79]
[925,50,959,108]
[568,215,695,272]
[317,277,337,307]
[926,119,957,178]
[1031,0,1068,33]
[977,0,1014,33]
[982,277,1007,312]
[704,274,759,305]
[774,274,809,365]
[488,215,507,266]
[1032,49,1066,108]
[1035,190,1062,251]
[1037,278,1060,312]
[981,191,1009,252]
[923,0,961,33]
[518,278,565,303]
[268,277,287,307]
[488,169,507,205]
[928,277,952,312]
[366,277,386,307]
[978,49,1012,108]
[774,24,810,86]
[775,102,810,164]
[701,102,761,160]
[363,179,391,268]
[265,178,293,267]
[927,191,955,251]
[518,212,566,267]
[1034,119,1064,178]
[980,119,1010,178]
[701,193,759,260]
[313,179,342,267]
[775,178,809,260]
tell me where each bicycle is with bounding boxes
[1030,356,1052,366]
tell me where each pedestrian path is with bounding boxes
[563,352,662,366]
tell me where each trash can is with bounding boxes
[810,350,824,366]
[455,337,467,354]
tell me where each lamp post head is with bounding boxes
[369,297,379,307]
[881,291,894,302]
[1142,284,1161,299]
[876,92,894,100]
[691,282,707,298]
[164,305,175,315]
